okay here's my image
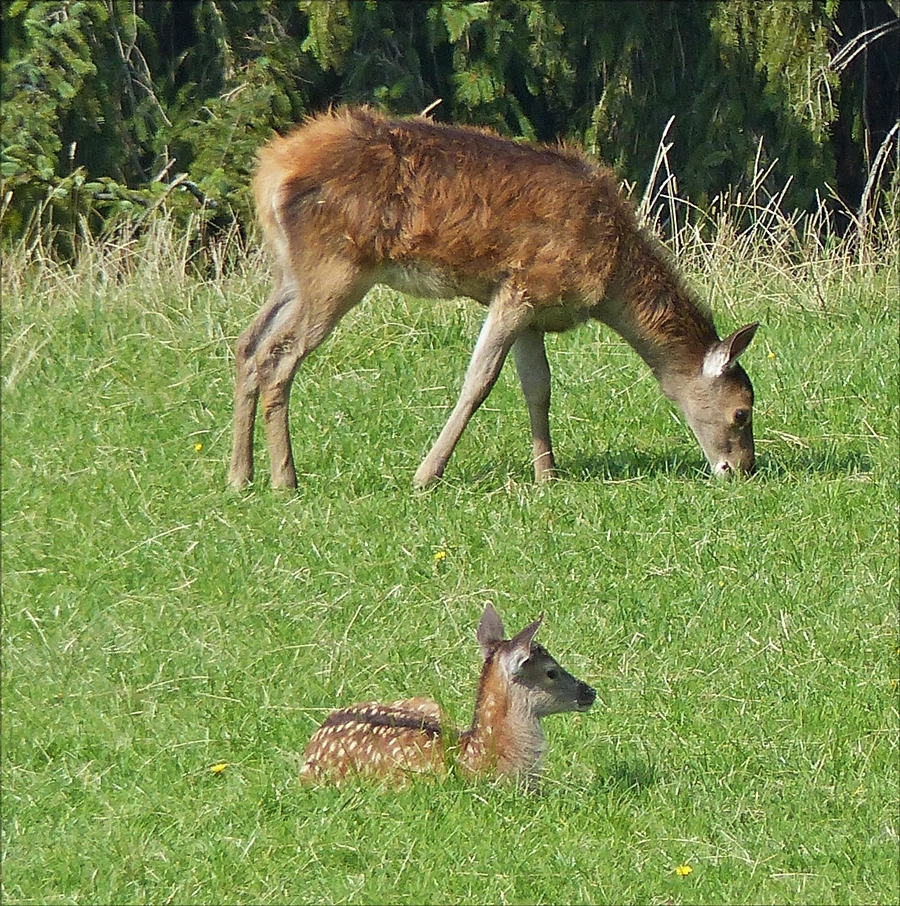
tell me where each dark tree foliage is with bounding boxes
[1,0,897,247]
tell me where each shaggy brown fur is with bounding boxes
[231,107,758,489]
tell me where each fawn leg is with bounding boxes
[512,327,557,482]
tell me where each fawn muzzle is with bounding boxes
[575,681,597,711]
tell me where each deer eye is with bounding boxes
[733,408,751,427]
[546,668,559,680]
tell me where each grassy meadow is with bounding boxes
[2,213,898,905]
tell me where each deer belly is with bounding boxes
[529,300,593,333]
[376,262,493,304]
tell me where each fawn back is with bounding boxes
[300,604,595,788]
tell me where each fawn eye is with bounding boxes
[546,668,559,680]
[733,408,750,427]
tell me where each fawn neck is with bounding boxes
[458,661,545,778]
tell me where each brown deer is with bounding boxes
[300,603,595,789]
[230,106,758,490]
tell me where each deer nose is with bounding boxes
[577,684,596,709]
[714,457,756,478]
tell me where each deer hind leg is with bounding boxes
[233,261,369,490]
[414,284,530,488]
[229,276,296,489]
[513,327,558,482]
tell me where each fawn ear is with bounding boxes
[477,603,505,659]
[702,322,759,378]
[502,614,543,674]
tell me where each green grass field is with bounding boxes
[2,220,898,905]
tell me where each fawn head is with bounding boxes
[476,604,596,717]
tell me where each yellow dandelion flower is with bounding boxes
[433,550,447,563]
[194,442,204,452]
[767,351,776,360]
[210,762,228,775]
[675,864,693,878]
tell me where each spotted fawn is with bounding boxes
[300,603,596,788]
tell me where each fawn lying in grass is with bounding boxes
[301,604,595,789]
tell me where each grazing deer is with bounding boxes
[300,603,595,788]
[230,106,759,490]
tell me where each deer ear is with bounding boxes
[702,322,759,378]
[501,614,544,676]
[502,614,543,674]
[477,603,505,659]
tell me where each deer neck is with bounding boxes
[600,236,719,387]
[459,684,546,778]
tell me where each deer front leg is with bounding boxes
[512,328,557,483]
[414,286,529,488]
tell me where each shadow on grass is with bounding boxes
[460,451,703,486]
[594,756,658,793]
[755,445,876,479]
[564,442,878,482]
[563,450,705,482]
[431,440,879,491]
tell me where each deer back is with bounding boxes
[300,699,447,785]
